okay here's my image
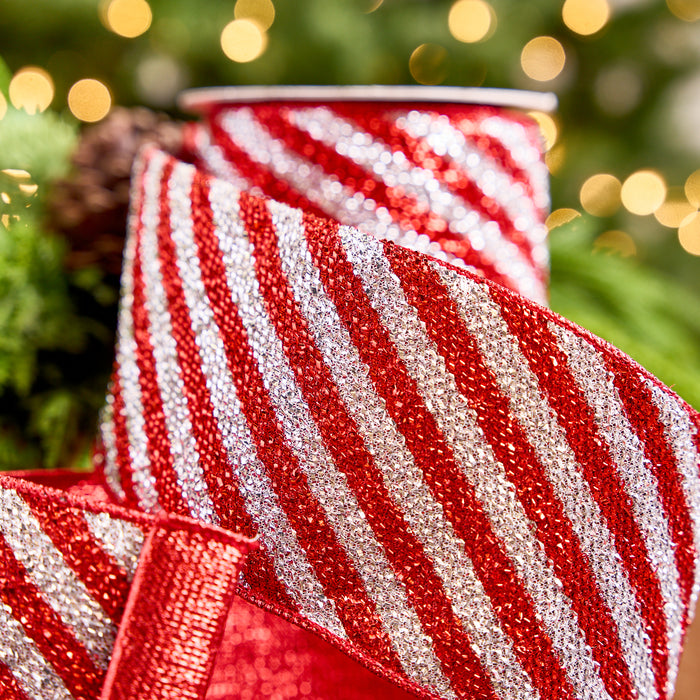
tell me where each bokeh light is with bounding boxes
[545,207,580,230]
[528,111,558,150]
[621,170,666,215]
[520,37,566,82]
[579,173,622,216]
[545,144,566,174]
[685,169,700,207]
[594,230,637,257]
[68,79,112,122]
[104,0,152,38]
[0,93,7,120]
[562,0,611,36]
[654,187,696,227]
[9,67,54,114]
[221,19,268,63]
[409,44,449,85]
[678,212,700,255]
[594,64,643,116]
[666,0,700,22]
[234,0,276,31]
[448,0,495,44]
[136,53,187,106]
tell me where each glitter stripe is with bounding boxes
[200,174,403,669]
[274,201,541,700]
[136,154,218,522]
[490,283,666,698]
[83,511,145,581]
[0,604,73,700]
[431,263,651,700]
[551,324,685,695]
[646,380,700,610]
[0,661,33,700]
[0,490,116,670]
[98,396,125,502]
[189,122,254,191]
[332,225,583,700]
[286,106,546,303]
[213,185,459,697]
[164,163,340,630]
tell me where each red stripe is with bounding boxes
[0,663,31,700]
[0,533,104,700]
[240,195,502,700]
[21,493,131,624]
[383,245,637,700]
[301,213,578,700]
[187,174,404,675]
[208,115,330,220]
[606,355,696,615]
[332,104,541,275]
[490,282,670,698]
[129,159,190,517]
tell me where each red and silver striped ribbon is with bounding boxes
[1,90,699,700]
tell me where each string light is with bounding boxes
[621,170,666,215]
[520,37,566,82]
[545,208,580,230]
[68,79,112,122]
[562,0,611,36]
[685,168,700,207]
[666,0,700,22]
[678,212,700,255]
[9,67,54,114]
[104,0,152,38]
[221,19,268,63]
[409,44,448,85]
[579,173,621,216]
[234,0,276,31]
[594,230,637,257]
[527,110,558,150]
[654,187,696,227]
[448,0,496,44]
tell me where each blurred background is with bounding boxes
[0,0,699,695]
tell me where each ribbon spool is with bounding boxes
[1,88,699,700]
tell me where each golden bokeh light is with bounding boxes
[678,212,700,255]
[562,0,611,36]
[579,173,621,217]
[528,110,558,150]
[621,170,666,215]
[221,19,267,63]
[594,230,637,257]
[521,37,566,82]
[448,0,495,44]
[105,0,152,38]
[234,0,276,31]
[545,143,566,174]
[9,67,54,114]
[409,44,449,85]
[545,207,581,231]
[0,93,7,120]
[68,79,112,122]
[685,168,700,207]
[363,0,384,12]
[654,187,696,228]
[666,0,700,22]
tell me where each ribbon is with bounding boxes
[1,92,699,700]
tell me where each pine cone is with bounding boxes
[48,107,183,276]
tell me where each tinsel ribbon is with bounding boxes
[1,92,700,700]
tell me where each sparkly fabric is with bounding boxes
[2,95,700,700]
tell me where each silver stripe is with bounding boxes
[83,511,145,581]
[288,106,546,305]
[0,602,73,700]
[337,225,610,700]
[111,154,159,512]
[0,489,117,670]
[191,123,254,192]
[272,200,540,700]
[216,109,456,264]
[206,177,454,698]
[646,379,700,613]
[98,397,125,502]
[139,152,218,523]
[165,164,345,638]
[431,264,658,700]
[552,324,684,695]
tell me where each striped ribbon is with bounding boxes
[1,96,699,700]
